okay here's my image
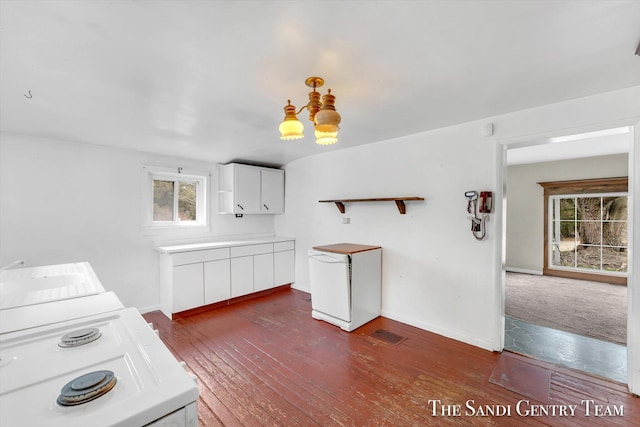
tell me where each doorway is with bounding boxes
[504,274,627,382]
[502,127,632,383]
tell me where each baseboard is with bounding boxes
[505,267,543,275]
[137,304,160,314]
[291,283,310,293]
[171,284,292,319]
[380,309,496,352]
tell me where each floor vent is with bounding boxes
[369,329,407,345]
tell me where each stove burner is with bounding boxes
[58,327,101,348]
[56,370,117,406]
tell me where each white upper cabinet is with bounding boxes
[260,169,284,213]
[218,163,284,214]
[233,165,261,213]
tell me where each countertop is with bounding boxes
[156,236,295,254]
[312,243,381,254]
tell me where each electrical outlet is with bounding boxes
[343,217,350,224]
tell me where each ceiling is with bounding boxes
[1,1,640,167]
[507,127,632,165]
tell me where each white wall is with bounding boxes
[276,122,500,350]
[506,154,628,273]
[275,86,640,357]
[0,133,275,310]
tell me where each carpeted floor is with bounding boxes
[505,272,627,345]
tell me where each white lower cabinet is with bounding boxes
[230,252,275,296]
[230,256,254,298]
[254,253,274,292]
[158,239,295,319]
[172,259,231,314]
[172,263,204,313]
[274,250,295,285]
[204,259,231,304]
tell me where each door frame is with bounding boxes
[495,119,640,394]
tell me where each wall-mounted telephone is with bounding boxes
[478,191,493,213]
[465,190,493,240]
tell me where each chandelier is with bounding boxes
[279,76,341,145]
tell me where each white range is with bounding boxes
[0,262,200,426]
[0,308,199,426]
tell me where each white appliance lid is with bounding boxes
[0,291,124,335]
[0,262,106,310]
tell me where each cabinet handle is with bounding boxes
[237,204,244,210]
[263,204,269,210]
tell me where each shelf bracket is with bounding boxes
[395,200,406,214]
[334,201,346,214]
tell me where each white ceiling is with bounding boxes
[1,0,639,167]
[507,128,632,165]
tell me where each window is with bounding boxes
[549,194,628,274]
[143,166,208,230]
[539,177,628,285]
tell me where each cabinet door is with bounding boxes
[230,256,254,297]
[254,253,274,292]
[274,250,295,286]
[234,165,261,213]
[172,263,203,313]
[260,169,284,213]
[204,259,230,305]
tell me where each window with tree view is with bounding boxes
[549,194,628,275]
[153,179,198,222]
[144,166,208,229]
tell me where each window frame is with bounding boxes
[143,165,209,232]
[539,177,628,285]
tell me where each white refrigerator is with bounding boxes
[308,243,382,331]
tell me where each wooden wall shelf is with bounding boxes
[319,197,424,215]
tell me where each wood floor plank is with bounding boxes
[146,311,245,426]
[220,339,334,426]
[192,312,398,425]
[143,289,640,426]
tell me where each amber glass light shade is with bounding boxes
[279,100,304,140]
[314,110,341,129]
[279,119,304,140]
[315,128,338,145]
[313,89,340,145]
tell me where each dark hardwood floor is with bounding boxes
[143,288,639,426]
